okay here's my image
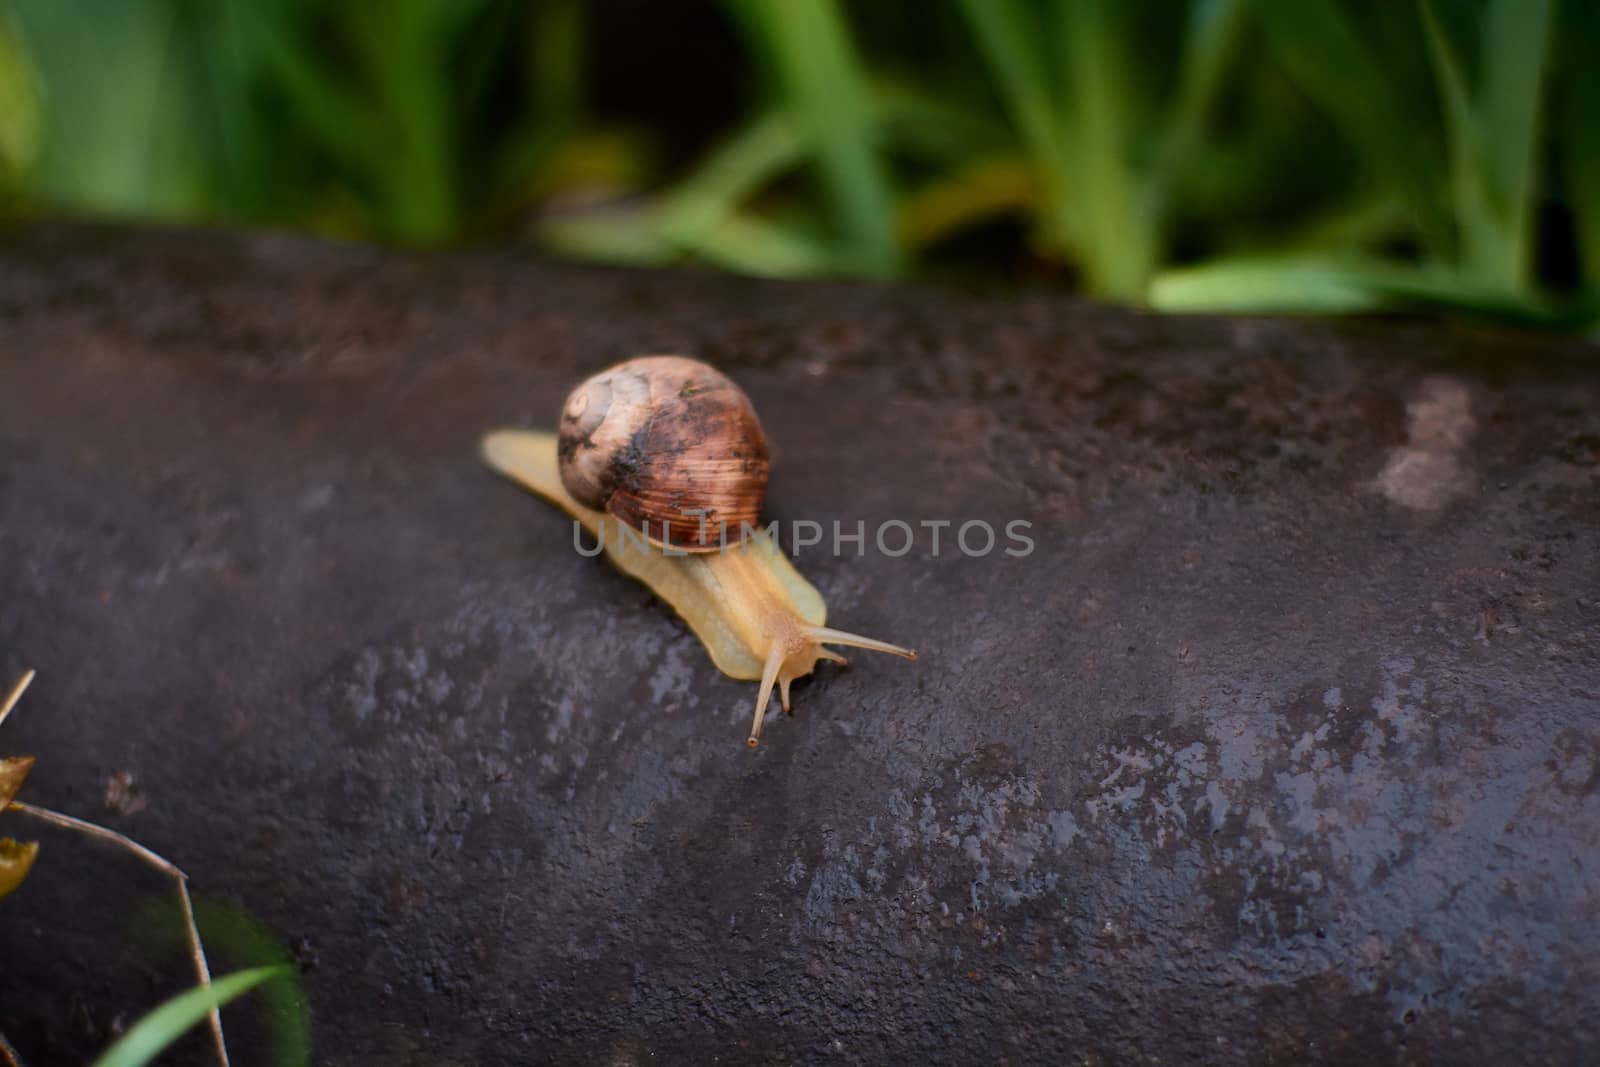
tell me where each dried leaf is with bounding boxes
[0,755,34,807]
[0,837,38,900]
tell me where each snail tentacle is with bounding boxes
[749,644,785,747]
[807,626,918,661]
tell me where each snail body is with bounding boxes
[482,356,915,746]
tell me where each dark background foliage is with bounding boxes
[0,2,1594,317]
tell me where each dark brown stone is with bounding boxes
[1,223,1597,1064]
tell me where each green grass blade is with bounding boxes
[11,0,210,219]
[248,8,382,176]
[188,898,312,1067]
[546,205,831,278]
[1151,257,1391,314]
[91,966,286,1067]
[679,213,836,277]
[653,110,804,246]
[1153,253,1587,325]
[1150,0,1246,211]
[955,0,1073,250]
[1054,0,1147,298]
[1419,0,1492,271]
[1477,0,1553,288]
[486,0,588,212]
[1563,0,1600,284]
[871,80,1008,167]
[342,2,491,243]
[202,0,273,218]
[729,0,897,276]
[1253,1,1450,254]
[898,154,1036,251]
[0,6,42,192]
[524,0,584,127]
[1269,192,1411,256]
[539,211,677,266]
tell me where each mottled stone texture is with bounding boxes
[1,224,1597,1065]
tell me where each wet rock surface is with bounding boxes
[1,224,1597,1064]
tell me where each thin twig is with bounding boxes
[0,671,34,728]
[7,802,230,1067]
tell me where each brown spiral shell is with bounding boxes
[557,356,770,552]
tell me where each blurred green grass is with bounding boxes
[0,0,1595,329]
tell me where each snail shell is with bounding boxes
[557,356,770,552]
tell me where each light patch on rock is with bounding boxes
[1376,377,1476,510]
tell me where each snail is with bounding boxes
[481,355,916,746]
